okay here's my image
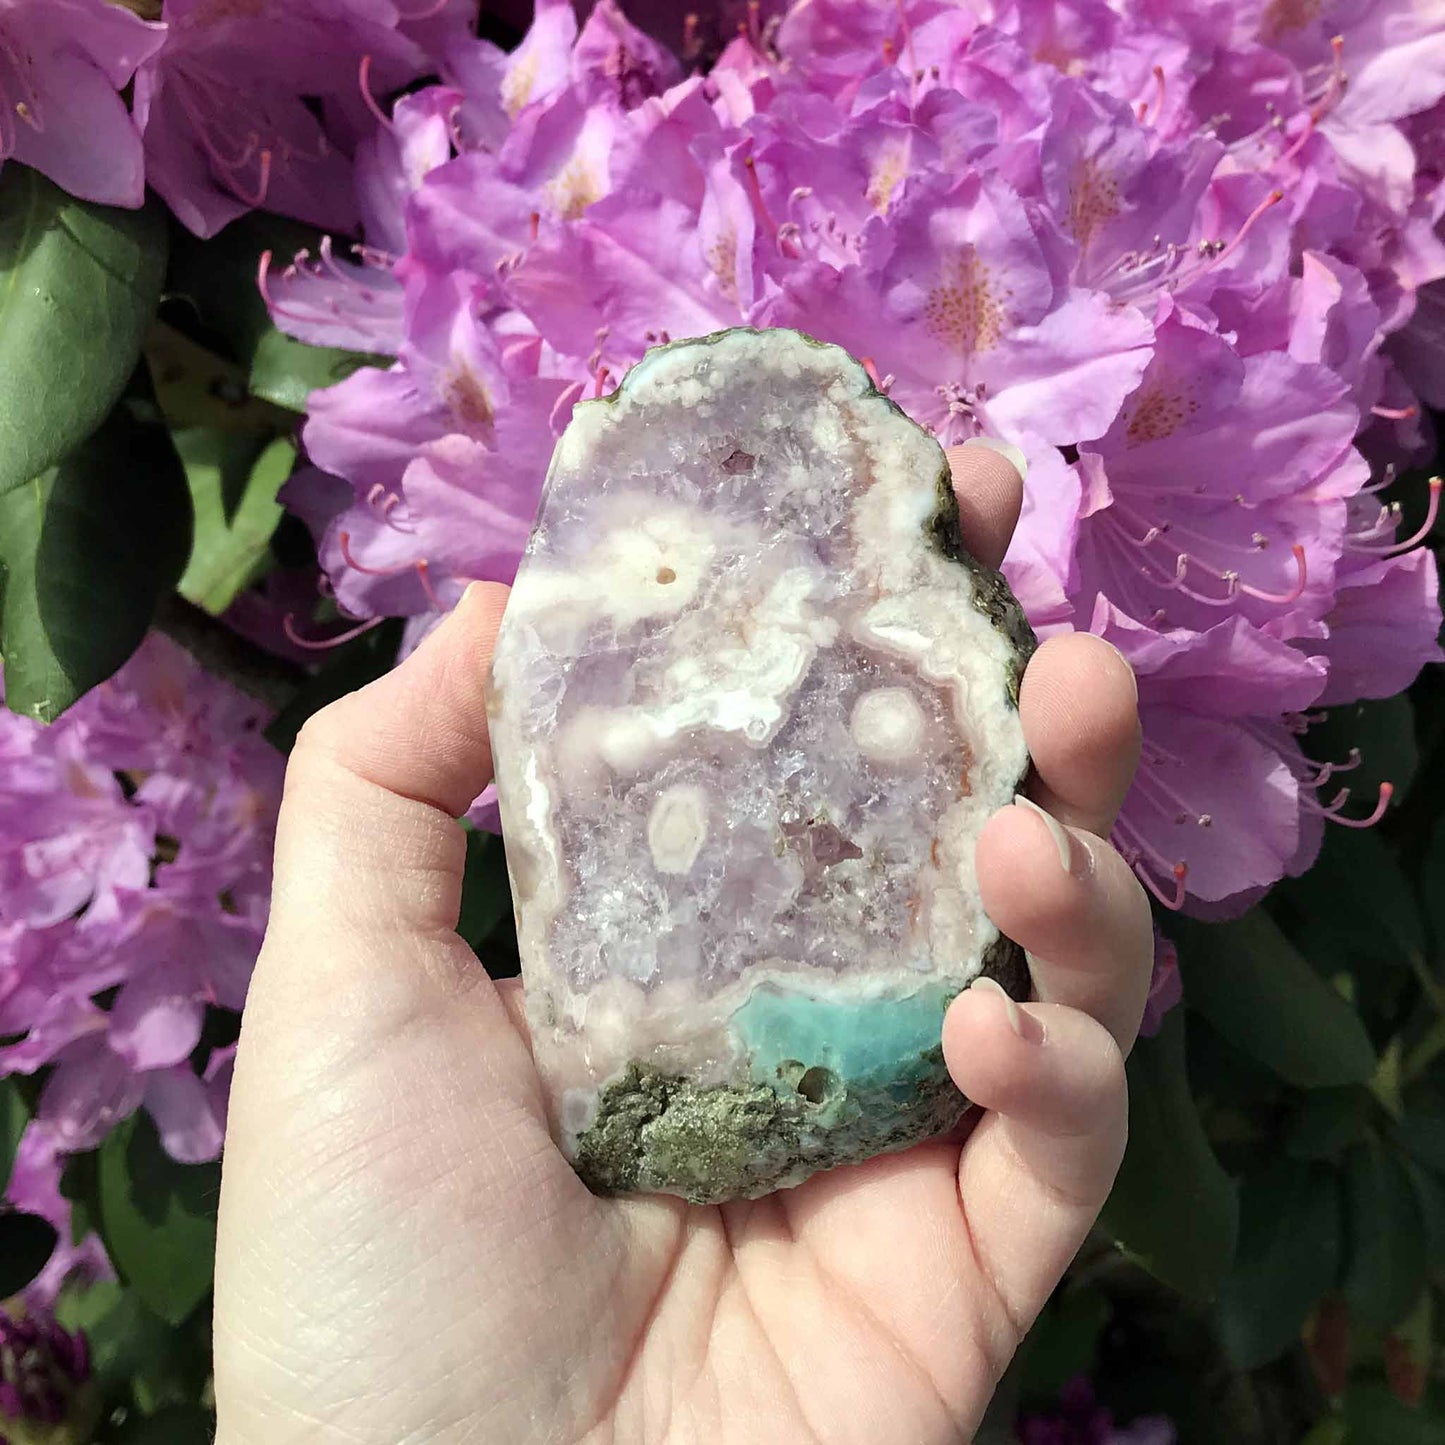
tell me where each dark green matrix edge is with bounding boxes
[569,327,1039,1205]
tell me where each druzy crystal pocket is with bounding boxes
[486,327,1035,1204]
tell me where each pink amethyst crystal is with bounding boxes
[487,327,1034,1203]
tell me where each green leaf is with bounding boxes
[248,328,389,412]
[59,1147,101,1246]
[1217,1160,1342,1368]
[55,1279,191,1404]
[0,1210,57,1297]
[1394,1110,1445,1177]
[97,1113,219,1326]
[1423,817,1445,956]
[0,1076,29,1197]
[1100,1010,1238,1300]
[263,616,404,753]
[1302,1419,1349,1445]
[1342,1383,1445,1444]
[1287,1087,1373,1162]
[0,369,192,721]
[0,166,167,496]
[1172,911,1377,1089]
[1271,827,1426,975]
[458,827,513,955]
[1340,1138,1427,1331]
[1401,1156,1445,1287]
[176,429,293,614]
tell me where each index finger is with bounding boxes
[945,437,1027,570]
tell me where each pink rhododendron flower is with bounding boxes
[1139,931,1183,1038]
[0,0,165,205]
[132,0,460,237]
[265,0,1442,913]
[0,635,281,1162]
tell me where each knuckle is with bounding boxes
[291,699,352,764]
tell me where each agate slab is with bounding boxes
[486,327,1035,1203]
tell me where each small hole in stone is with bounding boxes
[656,566,677,585]
[796,1066,837,1105]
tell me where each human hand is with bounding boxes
[213,441,1150,1445]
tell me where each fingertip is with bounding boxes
[1021,632,1142,836]
[946,992,1125,1141]
[975,803,1083,936]
[943,981,1043,1097]
[456,579,511,644]
[295,583,512,819]
[945,437,1025,571]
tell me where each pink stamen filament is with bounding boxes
[1130,762,1212,828]
[1360,464,1398,496]
[338,531,427,581]
[1353,477,1441,556]
[1207,189,1284,272]
[226,146,273,208]
[549,380,586,432]
[1276,111,1317,167]
[283,614,384,650]
[1304,781,1393,828]
[313,236,384,300]
[893,0,919,101]
[358,55,393,132]
[1113,815,1189,910]
[1309,35,1347,121]
[742,154,780,242]
[364,484,413,531]
[1371,403,1418,420]
[414,559,445,611]
[1302,748,1362,788]
[1110,506,1309,606]
[1141,64,1166,127]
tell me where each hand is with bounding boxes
[213,442,1151,1445]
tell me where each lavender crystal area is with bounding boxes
[487,328,1033,1202]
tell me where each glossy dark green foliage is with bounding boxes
[1340,1138,1427,1332]
[1101,1010,1238,1300]
[1218,1160,1343,1368]
[1173,911,1377,1089]
[97,1114,220,1326]
[0,368,192,721]
[0,166,167,497]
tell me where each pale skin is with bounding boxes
[213,443,1153,1445]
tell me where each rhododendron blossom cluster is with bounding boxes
[0,637,281,1165]
[265,0,1444,916]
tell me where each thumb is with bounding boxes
[267,581,510,942]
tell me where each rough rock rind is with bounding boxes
[576,935,1028,1203]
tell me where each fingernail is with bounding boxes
[969,975,1042,1043]
[1014,794,1091,879]
[961,435,1028,483]
[1097,636,1139,703]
